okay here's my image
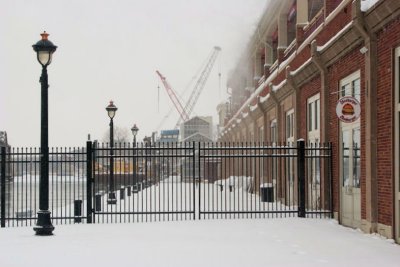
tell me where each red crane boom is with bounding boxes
[156,70,189,122]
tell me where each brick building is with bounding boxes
[217,0,400,242]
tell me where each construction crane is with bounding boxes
[156,46,221,129]
[156,70,189,122]
[175,46,221,128]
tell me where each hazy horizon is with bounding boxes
[1,0,268,147]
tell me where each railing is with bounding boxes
[303,8,325,40]
[0,141,333,228]
[90,142,196,223]
[0,146,87,227]
[198,141,332,219]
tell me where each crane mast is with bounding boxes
[175,46,221,128]
[156,46,221,130]
[156,70,189,122]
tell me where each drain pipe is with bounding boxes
[311,40,329,144]
[310,40,332,215]
[269,83,281,142]
[248,104,261,141]
[352,0,378,234]
[256,95,269,143]
[285,66,300,141]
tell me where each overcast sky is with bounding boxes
[1,0,267,147]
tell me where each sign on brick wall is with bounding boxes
[336,96,361,123]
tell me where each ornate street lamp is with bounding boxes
[131,124,139,190]
[131,124,139,144]
[32,31,57,235]
[106,101,117,204]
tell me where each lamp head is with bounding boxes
[106,101,118,119]
[131,124,139,137]
[32,31,57,67]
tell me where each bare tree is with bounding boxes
[102,126,130,144]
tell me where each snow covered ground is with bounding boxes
[1,218,399,267]
[93,180,298,224]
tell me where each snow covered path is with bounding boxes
[1,218,399,267]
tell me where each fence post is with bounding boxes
[193,142,196,220]
[1,147,6,227]
[328,142,334,218]
[86,141,93,224]
[297,139,306,218]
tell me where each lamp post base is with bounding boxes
[107,192,117,205]
[33,210,54,235]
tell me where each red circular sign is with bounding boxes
[336,96,361,123]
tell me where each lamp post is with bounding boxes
[32,31,57,235]
[106,101,117,204]
[131,124,139,189]
[131,124,139,144]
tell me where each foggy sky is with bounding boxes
[1,0,267,147]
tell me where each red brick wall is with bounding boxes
[327,46,365,214]
[325,0,346,17]
[376,16,400,226]
[224,0,400,230]
[273,71,286,86]
[290,46,311,71]
[317,2,352,46]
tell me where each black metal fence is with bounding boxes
[0,146,87,227]
[198,141,332,219]
[0,140,332,227]
[90,142,196,223]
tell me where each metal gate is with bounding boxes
[198,141,332,219]
[86,140,332,223]
[0,140,332,227]
[89,142,197,223]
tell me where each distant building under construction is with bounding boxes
[180,116,213,142]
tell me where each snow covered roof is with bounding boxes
[182,132,213,142]
[361,0,380,12]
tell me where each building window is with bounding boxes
[285,109,294,142]
[307,93,320,138]
[340,70,361,189]
[259,125,265,181]
[259,126,264,142]
[270,119,277,144]
[341,74,360,101]
[307,94,320,184]
[285,109,295,193]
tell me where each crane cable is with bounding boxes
[218,50,222,99]
[155,49,215,131]
[157,85,160,113]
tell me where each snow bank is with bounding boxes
[1,218,399,267]
[214,176,254,192]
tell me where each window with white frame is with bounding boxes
[270,119,277,144]
[307,94,320,184]
[341,73,360,101]
[307,93,320,140]
[269,120,278,189]
[259,125,265,182]
[285,109,295,185]
[259,126,264,142]
[340,70,361,189]
[285,109,295,142]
